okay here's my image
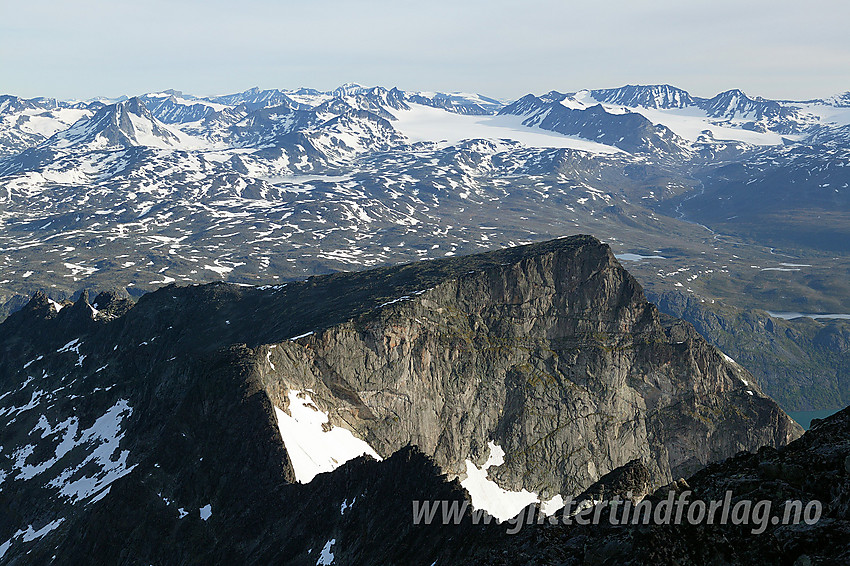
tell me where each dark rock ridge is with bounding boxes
[0,235,800,563]
[588,84,801,132]
[500,93,687,156]
[589,84,698,109]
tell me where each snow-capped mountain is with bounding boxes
[208,86,308,111]
[405,91,503,115]
[499,92,689,156]
[49,98,188,151]
[818,91,850,107]
[500,86,809,147]
[589,84,698,109]
[3,82,848,166]
[225,105,321,148]
[138,91,230,124]
[0,96,91,157]
[0,98,209,178]
[588,84,795,126]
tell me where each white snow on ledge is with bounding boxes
[47,399,137,502]
[460,441,562,522]
[274,390,381,483]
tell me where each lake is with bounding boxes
[787,408,843,430]
[615,253,667,262]
[767,311,850,320]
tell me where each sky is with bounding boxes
[2,0,849,102]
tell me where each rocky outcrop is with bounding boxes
[575,459,654,503]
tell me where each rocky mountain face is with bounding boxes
[0,236,802,563]
[257,236,799,495]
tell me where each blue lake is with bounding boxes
[787,408,842,430]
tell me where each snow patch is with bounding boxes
[204,264,233,277]
[540,494,565,515]
[460,441,541,522]
[289,331,314,341]
[44,399,137,503]
[615,253,666,262]
[340,496,356,515]
[57,338,81,353]
[0,518,64,560]
[274,391,381,483]
[316,539,335,565]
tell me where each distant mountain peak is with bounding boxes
[821,91,850,107]
[333,82,367,97]
[702,88,785,120]
[589,84,697,109]
[44,97,183,151]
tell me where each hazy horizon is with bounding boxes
[5,79,850,106]
[3,0,849,102]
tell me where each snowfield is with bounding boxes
[392,103,623,153]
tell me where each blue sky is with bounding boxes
[3,0,849,101]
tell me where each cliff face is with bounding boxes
[0,235,801,563]
[258,236,800,497]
